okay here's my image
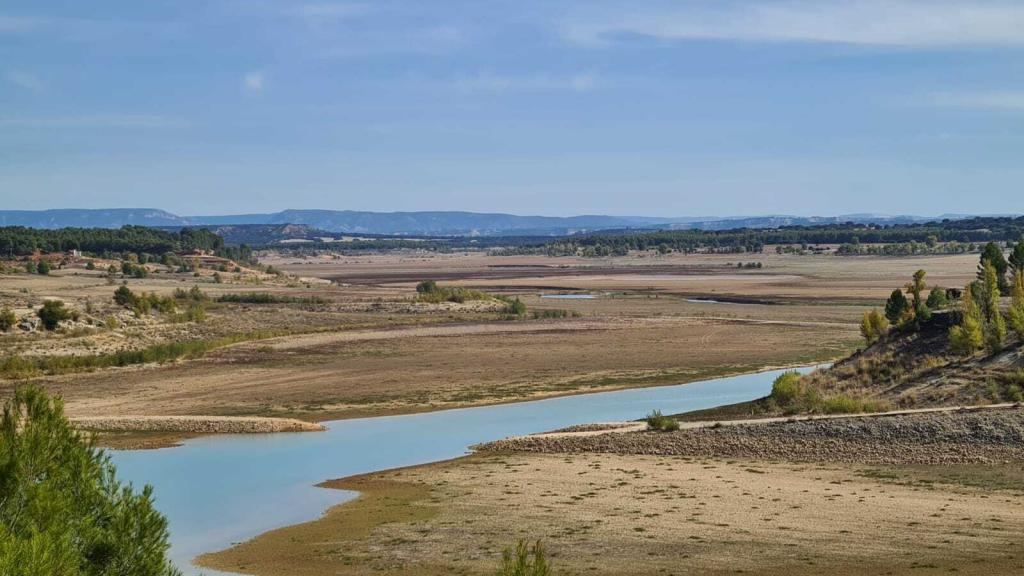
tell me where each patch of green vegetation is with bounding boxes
[215,292,328,305]
[0,329,289,379]
[415,280,492,303]
[768,371,889,415]
[645,410,680,432]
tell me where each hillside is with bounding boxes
[681,311,1024,421]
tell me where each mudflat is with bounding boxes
[200,450,1024,576]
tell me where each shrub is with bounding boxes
[770,371,803,404]
[503,297,527,316]
[37,300,71,330]
[414,281,491,304]
[925,287,950,310]
[645,410,680,432]
[36,260,51,275]
[0,387,180,576]
[497,540,552,576]
[0,307,15,332]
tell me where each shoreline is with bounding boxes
[90,358,839,450]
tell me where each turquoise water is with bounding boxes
[110,366,816,574]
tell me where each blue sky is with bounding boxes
[1,1,1023,217]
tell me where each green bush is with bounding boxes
[36,260,51,275]
[645,410,680,432]
[0,387,180,575]
[770,371,803,404]
[37,300,71,331]
[497,540,552,576]
[0,307,15,332]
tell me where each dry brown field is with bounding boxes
[1,250,978,425]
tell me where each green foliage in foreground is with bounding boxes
[497,540,552,576]
[0,330,285,379]
[0,387,179,576]
[768,371,887,415]
[644,410,680,432]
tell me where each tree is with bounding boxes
[907,269,926,310]
[981,262,1006,351]
[0,387,180,576]
[36,260,51,275]
[978,241,1010,294]
[1009,270,1024,339]
[860,309,889,345]
[497,540,552,576]
[36,300,71,331]
[949,283,984,355]
[23,261,36,274]
[1010,239,1024,275]
[113,285,135,307]
[0,307,15,331]
[925,287,950,310]
[884,289,909,325]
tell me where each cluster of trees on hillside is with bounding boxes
[858,240,1024,354]
[0,226,254,264]
[949,241,1024,354]
[511,217,1024,257]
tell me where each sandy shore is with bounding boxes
[200,450,1024,576]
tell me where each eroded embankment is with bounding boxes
[71,415,325,434]
[479,406,1024,465]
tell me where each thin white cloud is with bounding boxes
[0,115,185,128]
[291,3,369,20]
[6,70,43,92]
[449,72,597,94]
[244,71,265,93]
[563,1,1024,47]
[929,91,1024,110]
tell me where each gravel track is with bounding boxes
[479,406,1024,465]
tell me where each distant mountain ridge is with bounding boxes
[0,208,987,237]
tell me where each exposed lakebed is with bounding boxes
[110,366,817,574]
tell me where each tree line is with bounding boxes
[0,226,255,265]
[508,216,1024,257]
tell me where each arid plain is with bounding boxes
[3,250,977,426]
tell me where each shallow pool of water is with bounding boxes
[111,366,818,574]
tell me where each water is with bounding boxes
[685,298,730,304]
[110,366,815,574]
[540,293,596,299]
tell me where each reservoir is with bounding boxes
[111,366,816,574]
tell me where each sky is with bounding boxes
[1,0,1023,217]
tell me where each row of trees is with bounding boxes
[0,226,256,266]
[513,218,1024,258]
